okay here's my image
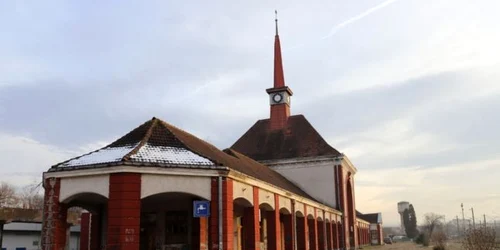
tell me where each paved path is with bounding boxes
[362,241,463,250]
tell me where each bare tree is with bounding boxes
[0,182,18,207]
[423,213,445,238]
[18,183,44,209]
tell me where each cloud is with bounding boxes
[322,0,400,39]
[1,0,500,229]
[0,133,74,187]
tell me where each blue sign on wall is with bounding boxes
[193,200,210,217]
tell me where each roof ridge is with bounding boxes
[122,117,157,161]
[157,119,220,166]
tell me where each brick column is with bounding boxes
[80,213,91,250]
[199,217,208,250]
[107,173,141,250]
[42,177,68,250]
[266,194,281,250]
[209,177,233,250]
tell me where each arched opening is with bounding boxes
[337,222,344,249]
[325,219,332,250]
[62,192,109,250]
[233,197,253,250]
[140,192,208,250]
[279,208,292,250]
[295,211,306,250]
[259,203,274,250]
[317,217,325,250]
[346,180,355,247]
[332,221,338,249]
[307,215,316,250]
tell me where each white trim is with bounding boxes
[59,175,109,202]
[233,181,254,206]
[228,170,342,216]
[260,155,342,167]
[141,174,211,200]
[341,155,358,175]
[294,201,305,216]
[43,165,226,179]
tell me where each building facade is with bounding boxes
[40,19,382,250]
[1,222,79,250]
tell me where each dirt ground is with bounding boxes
[361,241,464,250]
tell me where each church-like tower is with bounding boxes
[266,12,293,130]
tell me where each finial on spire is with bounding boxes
[275,10,279,35]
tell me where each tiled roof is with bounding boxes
[231,115,341,161]
[53,118,215,169]
[50,117,314,200]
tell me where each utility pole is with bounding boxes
[471,208,476,229]
[483,214,486,227]
[461,203,466,232]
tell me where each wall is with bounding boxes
[269,160,337,208]
[2,232,79,250]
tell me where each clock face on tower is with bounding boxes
[272,93,283,103]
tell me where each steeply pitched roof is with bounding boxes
[52,118,216,169]
[231,115,341,161]
[50,117,314,200]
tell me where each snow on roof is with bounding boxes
[130,143,213,166]
[51,118,217,170]
[60,143,138,167]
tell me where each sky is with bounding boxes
[1,0,500,227]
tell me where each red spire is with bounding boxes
[274,11,285,88]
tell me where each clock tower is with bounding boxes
[267,11,293,130]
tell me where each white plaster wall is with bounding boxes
[294,201,304,216]
[60,175,109,203]
[306,206,315,218]
[271,161,337,208]
[258,189,275,209]
[141,174,211,200]
[278,196,291,214]
[233,181,253,205]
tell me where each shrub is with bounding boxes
[415,233,425,244]
[431,231,447,250]
[462,227,496,250]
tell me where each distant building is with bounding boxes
[397,201,410,233]
[356,211,383,245]
[1,222,80,250]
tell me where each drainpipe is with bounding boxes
[322,211,327,250]
[291,200,297,250]
[0,221,4,250]
[218,176,223,250]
